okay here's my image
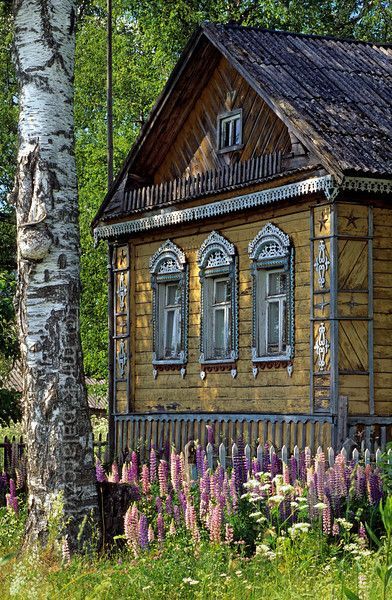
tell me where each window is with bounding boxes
[217,109,242,152]
[150,240,188,371]
[248,224,294,364]
[198,231,238,365]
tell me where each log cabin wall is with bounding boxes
[154,57,291,183]
[373,205,392,417]
[117,195,316,417]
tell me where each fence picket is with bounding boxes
[352,448,359,464]
[328,447,335,467]
[281,445,288,465]
[364,449,370,465]
[219,443,226,469]
[206,442,213,471]
[257,444,263,468]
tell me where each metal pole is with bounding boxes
[107,0,113,190]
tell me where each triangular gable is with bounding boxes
[93,23,392,226]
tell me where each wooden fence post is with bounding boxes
[336,395,348,450]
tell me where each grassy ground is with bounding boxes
[0,503,386,600]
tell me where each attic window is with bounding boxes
[217,109,243,152]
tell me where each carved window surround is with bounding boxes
[150,240,188,378]
[249,223,294,378]
[198,231,239,379]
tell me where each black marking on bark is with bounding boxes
[58,254,67,269]
[69,7,76,35]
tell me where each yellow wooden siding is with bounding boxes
[154,56,291,183]
[373,207,392,416]
[130,201,311,415]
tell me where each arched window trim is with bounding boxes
[198,231,239,366]
[249,223,295,364]
[149,240,188,373]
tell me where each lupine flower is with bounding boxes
[124,504,139,549]
[332,521,339,536]
[165,494,173,516]
[155,496,163,512]
[170,452,181,493]
[109,462,120,483]
[95,459,107,483]
[173,504,181,523]
[138,514,149,549]
[225,523,234,544]
[141,464,150,495]
[359,522,367,545]
[322,495,331,535]
[148,525,155,543]
[209,504,222,543]
[315,453,325,500]
[158,460,168,496]
[196,445,204,475]
[206,425,214,445]
[289,456,297,484]
[169,519,176,536]
[6,479,18,514]
[150,448,157,482]
[121,462,130,484]
[157,512,165,542]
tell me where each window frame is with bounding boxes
[249,223,294,364]
[217,109,243,153]
[150,240,188,367]
[198,231,238,365]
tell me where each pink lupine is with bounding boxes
[95,459,107,483]
[308,479,317,521]
[150,447,157,482]
[359,522,367,544]
[322,495,331,535]
[283,463,290,485]
[62,536,71,564]
[315,453,325,500]
[157,512,165,542]
[158,460,168,496]
[109,462,120,483]
[332,521,339,536]
[124,504,139,549]
[170,452,181,493]
[121,462,130,484]
[209,504,222,543]
[148,524,155,543]
[252,457,260,476]
[289,456,297,484]
[225,523,234,544]
[141,464,150,495]
[169,519,176,536]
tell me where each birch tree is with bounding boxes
[11,0,99,549]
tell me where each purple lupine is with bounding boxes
[289,456,297,484]
[229,474,238,511]
[130,451,138,481]
[173,504,181,523]
[355,465,366,500]
[158,460,168,496]
[138,514,149,549]
[6,478,18,514]
[95,459,107,483]
[155,496,163,513]
[262,443,270,473]
[178,490,187,513]
[315,453,325,500]
[157,512,165,542]
[359,522,367,543]
[252,457,261,476]
[368,470,382,505]
[322,495,331,535]
[150,447,157,482]
[270,452,280,479]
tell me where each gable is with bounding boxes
[154,57,292,184]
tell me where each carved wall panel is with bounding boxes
[113,245,130,414]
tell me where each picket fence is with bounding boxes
[193,440,392,472]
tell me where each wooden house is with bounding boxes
[93,23,392,458]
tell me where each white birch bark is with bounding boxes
[12,0,100,549]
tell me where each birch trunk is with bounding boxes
[12,0,100,549]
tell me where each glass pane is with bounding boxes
[214,308,226,355]
[268,272,286,296]
[282,300,287,349]
[214,279,228,303]
[267,301,280,351]
[165,310,175,355]
[166,284,179,306]
[233,117,241,145]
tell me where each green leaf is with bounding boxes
[343,586,361,600]
[0,552,16,566]
[365,522,381,547]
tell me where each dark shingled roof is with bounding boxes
[94,24,392,227]
[203,23,392,178]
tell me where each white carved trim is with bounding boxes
[94,175,335,242]
[343,177,392,195]
[149,239,186,274]
[197,231,235,268]
[314,322,330,371]
[248,222,290,261]
[314,240,330,289]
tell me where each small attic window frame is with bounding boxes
[217,109,243,153]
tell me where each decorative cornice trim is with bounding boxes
[94,175,392,242]
[197,230,235,268]
[94,175,334,242]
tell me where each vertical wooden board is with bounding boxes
[115,382,128,414]
[313,320,331,372]
[338,204,368,237]
[338,320,368,371]
[340,374,369,413]
[115,245,129,270]
[338,240,368,290]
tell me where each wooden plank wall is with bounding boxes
[154,56,291,184]
[373,206,392,416]
[127,198,314,416]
